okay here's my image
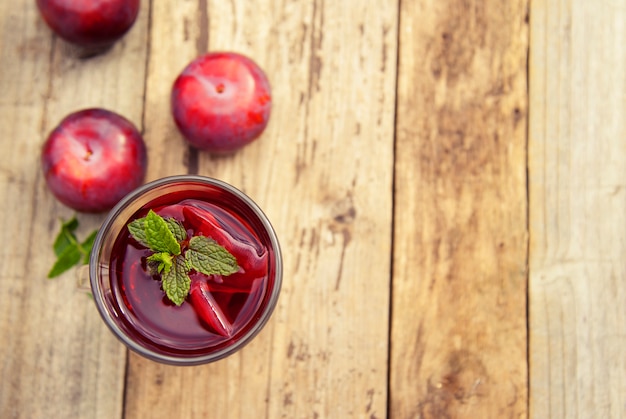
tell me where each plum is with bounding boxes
[171,52,272,153]
[36,0,140,51]
[41,108,147,213]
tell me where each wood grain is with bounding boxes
[5,0,624,417]
[0,1,151,418]
[391,1,529,417]
[529,0,626,417]
[124,1,398,418]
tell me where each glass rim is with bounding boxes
[89,174,283,366]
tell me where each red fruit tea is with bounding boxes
[90,176,282,365]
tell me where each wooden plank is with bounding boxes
[123,0,398,418]
[529,0,626,417]
[0,3,55,418]
[122,1,203,417]
[0,1,150,418]
[390,0,529,417]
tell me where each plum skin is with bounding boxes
[41,109,147,213]
[171,52,272,153]
[36,0,140,49]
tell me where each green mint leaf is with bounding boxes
[52,216,79,256]
[186,236,239,276]
[128,218,149,247]
[161,255,191,306]
[147,252,173,274]
[166,218,187,242]
[49,217,99,278]
[48,245,82,278]
[129,216,186,246]
[144,210,181,255]
[80,230,98,264]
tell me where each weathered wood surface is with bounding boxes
[391,1,529,417]
[125,1,397,418]
[529,0,626,418]
[1,0,624,418]
[0,1,151,417]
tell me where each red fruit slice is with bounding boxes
[188,271,251,294]
[189,278,233,337]
[182,205,268,278]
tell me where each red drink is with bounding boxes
[90,176,282,365]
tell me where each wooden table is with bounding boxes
[1,1,624,417]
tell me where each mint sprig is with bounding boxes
[128,210,239,306]
[49,216,98,278]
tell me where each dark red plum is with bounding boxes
[171,52,272,154]
[36,0,140,51]
[41,108,147,213]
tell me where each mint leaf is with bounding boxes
[161,255,191,306]
[166,218,187,242]
[52,217,79,256]
[186,236,239,276]
[129,215,186,246]
[49,217,98,278]
[48,245,82,278]
[144,210,181,255]
[128,218,148,246]
[80,230,98,264]
[147,252,174,274]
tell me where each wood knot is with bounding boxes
[329,194,357,225]
[419,350,489,416]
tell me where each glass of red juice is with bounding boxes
[89,175,282,365]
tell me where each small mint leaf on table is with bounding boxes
[80,230,98,264]
[186,236,239,276]
[48,245,82,278]
[48,217,98,278]
[161,255,191,306]
[52,216,79,256]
